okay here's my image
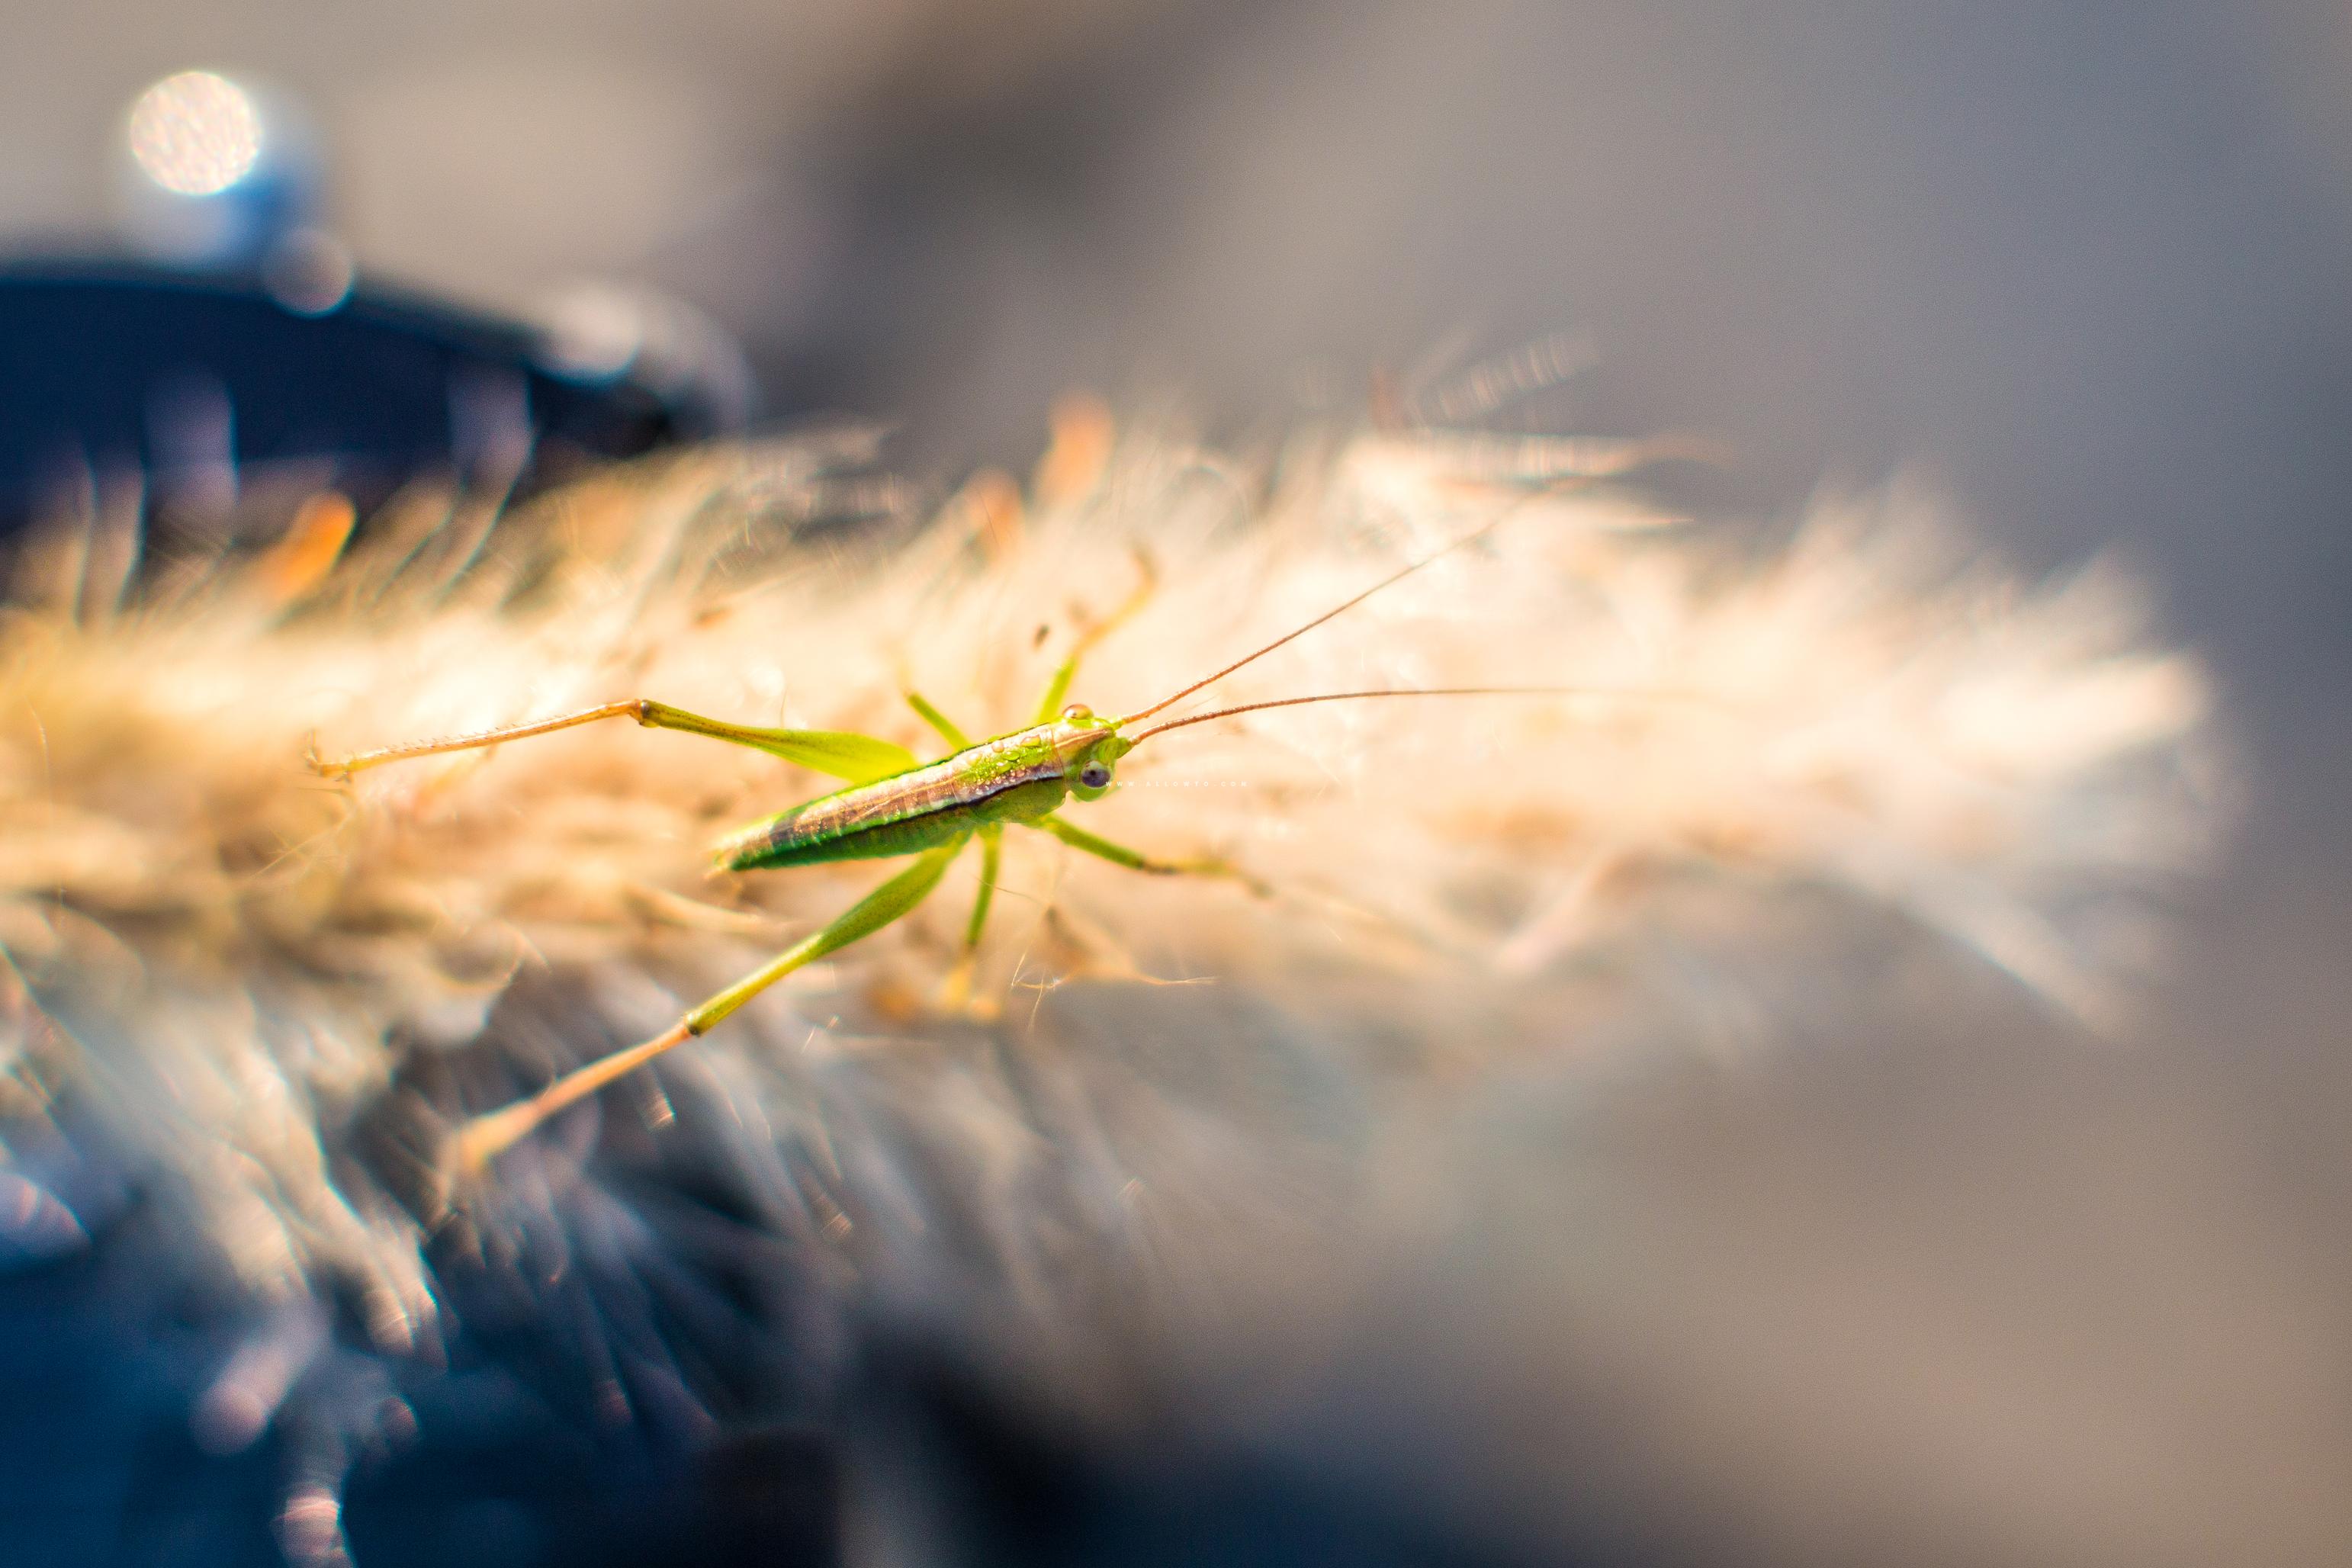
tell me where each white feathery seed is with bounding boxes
[0,413,2228,1515]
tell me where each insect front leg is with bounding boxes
[1027,815,1271,898]
[448,840,965,1175]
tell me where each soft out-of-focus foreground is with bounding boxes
[1,5,2347,1566]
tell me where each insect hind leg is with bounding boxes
[313,699,918,783]
[447,840,963,1175]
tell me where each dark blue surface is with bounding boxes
[0,262,684,522]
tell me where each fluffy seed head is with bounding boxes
[0,419,2228,1451]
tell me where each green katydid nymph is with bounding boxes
[314,510,1644,1174]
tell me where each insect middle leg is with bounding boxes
[449,839,964,1174]
[937,825,1004,1014]
[1031,550,1157,722]
[903,687,972,751]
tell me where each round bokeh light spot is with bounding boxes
[127,71,264,198]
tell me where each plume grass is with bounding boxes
[0,410,2228,1554]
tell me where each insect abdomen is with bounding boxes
[717,773,1070,870]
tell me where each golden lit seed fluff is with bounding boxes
[0,423,2227,1390]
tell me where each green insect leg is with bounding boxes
[937,826,1004,1014]
[449,840,964,1174]
[903,688,972,751]
[314,698,919,783]
[1028,815,1271,898]
[1030,551,1158,722]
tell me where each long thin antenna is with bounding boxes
[1117,510,1528,728]
[1129,685,1721,744]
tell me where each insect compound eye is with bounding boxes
[1078,761,1112,790]
[1062,702,1094,721]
